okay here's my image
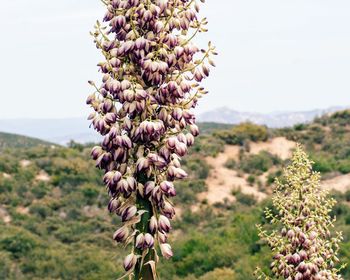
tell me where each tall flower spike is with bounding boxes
[87,0,216,279]
[255,145,345,280]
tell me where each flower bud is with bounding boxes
[144,181,155,196]
[108,198,120,213]
[175,141,187,156]
[149,216,158,234]
[137,157,150,172]
[123,253,137,271]
[163,201,175,218]
[113,226,129,243]
[135,233,145,249]
[160,243,173,259]
[158,215,171,233]
[158,231,168,244]
[122,206,137,222]
[144,233,154,248]
[190,124,199,137]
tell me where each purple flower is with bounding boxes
[87,0,216,276]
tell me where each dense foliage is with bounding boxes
[277,111,350,176]
[1,111,350,279]
[214,123,269,145]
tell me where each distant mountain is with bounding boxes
[0,118,101,145]
[0,106,348,144]
[0,132,54,150]
[198,106,348,127]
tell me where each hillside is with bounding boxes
[0,111,350,279]
[0,132,54,150]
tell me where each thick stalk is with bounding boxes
[134,181,155,280]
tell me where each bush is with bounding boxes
[0,233,37,259]
[247,175,256,185]
[345,190,350,202]
[81,184,100,205]
[29,204,53,219]
[214,123,268,145]
[183,157,210,180]
[239,151,280,174]
[174,180,207,205]
[310,155,336,173]
[224,159,237,169]
[345,214,350,225]
[235,192,256,206]
[337,160,350,174]
[192,135,225,157]
[266,170,283,186]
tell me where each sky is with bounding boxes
[0,0,349,119]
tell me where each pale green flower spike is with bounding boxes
[255,144,346,280]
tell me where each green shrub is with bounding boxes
[337,160,350,174]
[0,178,13,193]
[239,151,280,174]
[192,135,225,157]
[345,190,350,202]
[0,233,37,259]
[247,175,256,185]
[345,214,350,225]
[311,155,336,173]
[29,204,53,219]
[81,184,100,205]
[224,159,237,169]
[183,157,210,180]
[214,123,269,145]
[293,123,307,131]
[0,251,20,279]
[174,180,207,205]
[235,192,256,206]
[31,182,49,199]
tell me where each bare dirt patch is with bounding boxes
[0,206,11,223]
[321,174,350,193]
[16,206,30,215]
[197,136,350,204]
[20,160,31,168]
[199,145,267,205]
[249,137,296,160]
[35,170,50,182]
[2,173,12,179]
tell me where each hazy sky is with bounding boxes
[0,0,349,119]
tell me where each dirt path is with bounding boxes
[321,174,350,193]
[197,137,350,205]
[249,137,296,160]
[199,145,267,204]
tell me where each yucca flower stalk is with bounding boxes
[255,145,345,280]
[86,0,216,278]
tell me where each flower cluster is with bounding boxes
[255,145,345,280]
[87,0,215,278]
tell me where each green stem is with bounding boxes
[134,181,155,280]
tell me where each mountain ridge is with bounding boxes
[0,132,55,150]
[198,105,348,127]
[0,106,348,144]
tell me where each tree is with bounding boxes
[256,145,345,280]
[86,0,216,279]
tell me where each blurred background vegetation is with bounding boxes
[0,111,350,279]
